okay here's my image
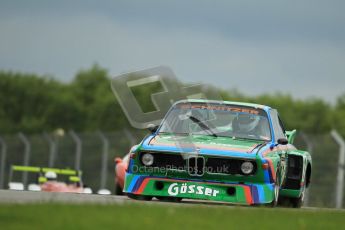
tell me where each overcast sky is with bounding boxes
[0,0,344,102]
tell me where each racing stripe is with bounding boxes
[257,185,265,203]
[135,178,150,194]
[252,186,259,204]
[132,176,145,193]
[128,175,140,192]
[127,159,134,173]
[149,138,255,153]
[266,158,276,182]
[263,169,270,183]
[242,186,253,204]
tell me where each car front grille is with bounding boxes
[140,152,185,169]
[283,155,303,189]
[205,157,256,175]
[187,156,205,176]
[139,152,256,176]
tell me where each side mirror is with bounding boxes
[147,124,159,133]
[285,130,297,144]
[114,157,122,164]
[277,138,289,145]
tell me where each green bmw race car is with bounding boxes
[123,99,312,207]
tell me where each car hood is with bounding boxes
[141,134,265,158]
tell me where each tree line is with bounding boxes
[0,65,344,137]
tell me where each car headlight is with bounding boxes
[141,153,154,166]
[241,161,254,175]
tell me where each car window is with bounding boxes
[269,109,286,140]
[278,116,286,134]
[159,103,271,141]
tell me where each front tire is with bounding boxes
[269,171,280,207]
[156,196,182,202]
[127,193,153,201]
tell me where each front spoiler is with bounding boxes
[124,173,275,205]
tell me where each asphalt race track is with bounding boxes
[0,190,344,212]
[0,190,129,204]
[0,190,231,206]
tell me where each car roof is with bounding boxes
[174,99,272,112]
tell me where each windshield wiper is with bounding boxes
[231,136,263,141]
[158,132,189,136]
[188,116,218,137]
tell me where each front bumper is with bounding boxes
[124,172,275,205]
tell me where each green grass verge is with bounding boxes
[0,202,344,230]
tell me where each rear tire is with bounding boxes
[290,187,305,208]
[269,171,280,207]
[114,179,124,196]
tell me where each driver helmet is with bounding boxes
[233,113,260,132]
[45,171,57,181]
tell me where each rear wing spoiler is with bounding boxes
[11,165,81,175]
[9,165,82,184]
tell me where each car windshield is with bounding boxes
[159,103,271,141]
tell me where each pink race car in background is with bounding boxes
[39,171,87,193]
[114,154,130,195]
[8,165,92,194]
